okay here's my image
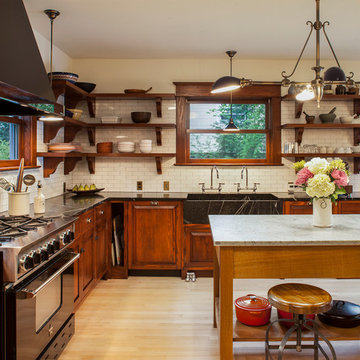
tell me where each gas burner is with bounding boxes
[0,216,55,240]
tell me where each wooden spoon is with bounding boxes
[16,158,24,192]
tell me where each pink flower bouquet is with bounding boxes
[293,158,349,201]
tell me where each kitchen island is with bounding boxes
[209,214,360,360]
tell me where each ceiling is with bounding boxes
[23,0,360,60]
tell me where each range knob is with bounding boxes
[33,249,41,265]
[62,231,71,245]
[39,247,49,261]
[50,238,60,251]
[45,241,55,255]
[20,253,34,271]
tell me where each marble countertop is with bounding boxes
[209,214,360,246]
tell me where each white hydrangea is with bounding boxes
[304,157,330,175]
[306,174,335,198]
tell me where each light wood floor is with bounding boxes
[60,277,360,359]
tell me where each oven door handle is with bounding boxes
[17,252,80,299]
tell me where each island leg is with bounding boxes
[219,247,234,360]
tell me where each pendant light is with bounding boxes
[39,9,63,121]
[221,51,238,131]
[281,0,356,107]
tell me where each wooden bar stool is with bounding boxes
[265,283,337,360]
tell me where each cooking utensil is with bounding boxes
[74,82,96,93]
[329,107,336,114]
[0,178,15,192]
[319,108,336,123]
[234,294,272,326]
[23,174,36,192]
[131,112,151,123]
[303,111,315,124]
[318,300,360,328]
[16,158,24,192]
[124,87,152,94]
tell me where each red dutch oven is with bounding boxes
[235,294,272,326]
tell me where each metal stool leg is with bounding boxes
[278,323,299,360]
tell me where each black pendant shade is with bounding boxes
[324,66,346,81]
[211,76,240,94]
[224,118,238,131]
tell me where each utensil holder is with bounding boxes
[8,191,30,216]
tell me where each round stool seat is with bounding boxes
[268,283,332,315]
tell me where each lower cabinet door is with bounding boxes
[338,200,360,214]
[128,201,182,269]
[283,201,313,214]
[95,222,107,279]
[183,224,213,271]
[80,229,95,294]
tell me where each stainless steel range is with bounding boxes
[1,215,79,360]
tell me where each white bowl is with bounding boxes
[351,145,360,153]
[118,141,135,146]
[140,139,152,144]
[140,148,152,153]
[118,148,135,153]
[340,116,354,124]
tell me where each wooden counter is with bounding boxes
[209,215,360,360]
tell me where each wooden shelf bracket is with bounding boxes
[42,157,64,178]
[155,156,162,174]
[155,97,162,117]
[295,128,305,145]
[64,157,82,175]
[87,126,96,146]
[64,125,83,143]
[43,122,64,143]
[87,96,96,118]
[87,156,95,174]
[155,127,162,146]
[295,100,303,118]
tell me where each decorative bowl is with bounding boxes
[319,113,336,123]
[48,72,79,83]
[340,116,354,124]
[75,82,96,93]
[67,188,104,196]
[131,112,151,123]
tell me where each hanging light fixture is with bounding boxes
[281,0,356,107]
[211,51,252,94]
[39,9,63,121]
[211,0,357,107]
[217,51,239,131]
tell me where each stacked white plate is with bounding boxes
[139,139,152,153]
[117,141,135,153]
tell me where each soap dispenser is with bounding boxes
[34,180,45,214]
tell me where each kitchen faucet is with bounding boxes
[241,166,249,190]
[211,165,219,189]
[198,165,224,192]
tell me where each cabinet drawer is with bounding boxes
[95,203,107,224]
[338,201,360,214]
[78,209,94,234]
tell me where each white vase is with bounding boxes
[312,198,332,228]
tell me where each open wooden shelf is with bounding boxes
[214,298,360,343]
[88,123,176,145]
[281,123,360,129]
[37,152,176,177]
[88,93,175,118]
[281,94,360,118]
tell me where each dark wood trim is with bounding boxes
[175,82,281,165]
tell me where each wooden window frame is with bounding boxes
[174,82,282,166]
[0,116,38,171]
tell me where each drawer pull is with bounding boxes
[150,201,159,206]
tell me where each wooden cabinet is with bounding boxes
[80,228,95,294]
[283,201,313,214]
[128,201,183,270]
[337,200,360,214]
[94,203,109,279]
[182,224,213,278]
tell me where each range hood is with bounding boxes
[0,0,58,116]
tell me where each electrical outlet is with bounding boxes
[163,181,170,191]
[137,181,143,191]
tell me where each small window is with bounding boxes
[0,120,20,160]
[189,103,267,160]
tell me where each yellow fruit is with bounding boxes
[84,184,90,191]
[78,185,84,191]
[72,185,78,191]
[90,184,96,190]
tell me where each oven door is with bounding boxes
[15,251,79,360]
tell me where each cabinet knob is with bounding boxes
[150,201,159,206]
[80,248,85,254]
[95,236,99,240]
[99,210,104,215]
[87,218,92,223]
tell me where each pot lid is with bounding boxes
[235,294,271,311]
[323,300,360,318]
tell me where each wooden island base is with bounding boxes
[213,245,360,360]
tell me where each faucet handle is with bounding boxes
[198,182,205,193]
[233,182,241,192]
[217,182,225,193]
[253,182,260,193]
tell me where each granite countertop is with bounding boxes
[209,214,360,246]
[2,190,359,219]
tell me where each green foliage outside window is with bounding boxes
[0,121,18,160]
[189,104,266,159]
